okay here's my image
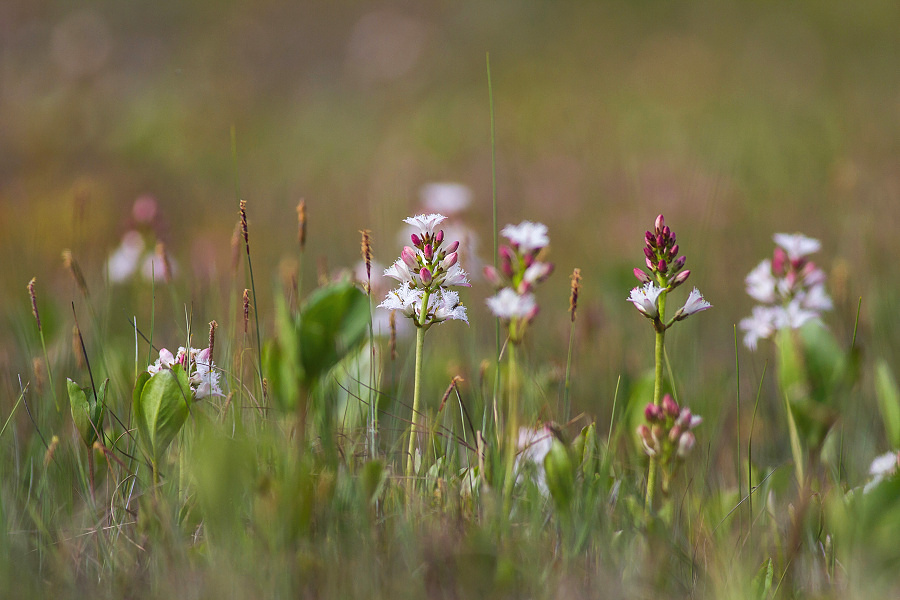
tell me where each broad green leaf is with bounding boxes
[133,366,191,463]
[68,378,107,447]
[298,282,369,386]
[67,379,92,447]
[876,360,900,448]
[544,438,575,514]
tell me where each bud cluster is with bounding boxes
[636,394,701,462]
[379,214,470,328]
[633,214,690,290]
[484,221,554,342]
[739,233,832,350]
[628,215,710,328]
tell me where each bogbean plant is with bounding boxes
[628,215,710,513]
[16,197,900,599]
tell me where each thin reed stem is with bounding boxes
[487,52,501,441]
[502,340,520,514]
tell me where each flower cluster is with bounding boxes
[379,214,470,327]
[628,215,710,327]
[484,221,554,342]
[739,233,833,350]
[148,346,223,399]
[636,394,702,462]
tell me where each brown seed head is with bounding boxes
[27,277,41,332]
[296,200,307,249]
[208,320,218,360]
[569,268,582,322]
[360,229,372,293]
[239,200,250,255]
[44,435,60,468]
[73,325,84,369]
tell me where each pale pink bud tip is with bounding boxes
[441,252,458,269]
[419,267,432,285]
[445,240,460,254]
[662,394,679,417]
[634,268,651,284]
[655,214,665,232]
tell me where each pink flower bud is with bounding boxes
[657,259,668,273]
[671,256,686,272]
[655,214,665,232]
[445,240,459,254]
[441,252,458,270]
[662,394,679,418]
[401,247,419,270]
[644,247,654,260]
[672,269,691,287]
[411,234,421,247]
[646,257,655,271]
[633,268,651,284]
[645,231,655,245]
[669,244,679,259]
[424,244,434,261]
[656,234,665,248]
[419,267,432,285]
[435,230,444,245]
[483,265,501,286]
[772,247,787,276]
[669,424,682,442]
[644,403,663,422]
[675,407,692,428]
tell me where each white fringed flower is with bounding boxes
[627,283,665,319]
[404,213,447,236]
[676,287,712,321]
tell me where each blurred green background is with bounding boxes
[2,0,899,464]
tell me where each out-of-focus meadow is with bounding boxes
[5,0,899,444]
[2,0,900,597]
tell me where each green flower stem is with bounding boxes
[645,291,667,517]
[406,290,432,488]
[502,332,520,513]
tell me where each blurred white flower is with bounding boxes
[420,183,472,215]
[864,451,899,493]
[501,221,549,252]
[107,231,145,283]
[745,260,777,304]
[774,233,821,261]
[739,306,778,351]
[486,288,536,320]
[516,425,554,495]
